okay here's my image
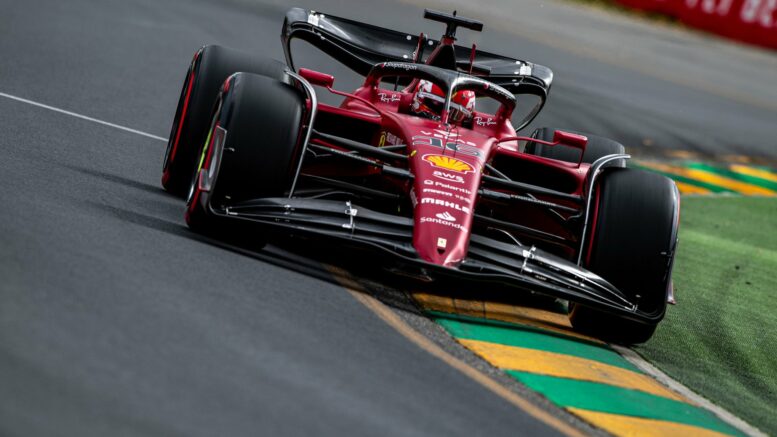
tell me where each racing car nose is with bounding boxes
[413,197,474,267]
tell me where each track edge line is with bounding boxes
[327,266,587,437]
[612,345,767,437]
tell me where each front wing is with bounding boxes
[214,197,664,324]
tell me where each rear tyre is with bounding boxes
[162,45,287,197]
[185,72,306,240]
[569,168,679,344]
[526,127,626,167]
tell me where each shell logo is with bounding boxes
[422,154,473,174]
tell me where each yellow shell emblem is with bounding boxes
[422,154,474,173]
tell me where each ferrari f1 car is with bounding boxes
[161,8,680,344]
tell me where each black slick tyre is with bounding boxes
[526,127,626,167]
[162,45,287,197]
[570,168,680,344]
[185,72,306,238]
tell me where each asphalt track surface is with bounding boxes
[0,0,774,435]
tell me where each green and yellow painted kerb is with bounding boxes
[632,160,777,196]
[412,293,746,437]
[409,160,772,435]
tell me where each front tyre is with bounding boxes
[570,168,680,344]
[162,45,287,197]
[185,72,306,238]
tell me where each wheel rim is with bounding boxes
[186,99,223,211]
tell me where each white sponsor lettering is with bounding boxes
[422,188,452,197]
[474,116,496,127]
[432,170,465,184]
[434,181,472,195]
[454,194,471,204]
[412,135,481,157]
[378,92,400,103]
[382,62,417,71]
[420,216,465,230]
[420,198,471,214]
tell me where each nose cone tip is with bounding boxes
[415,236,467,268]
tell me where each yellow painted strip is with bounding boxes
[674,181,712,195]
[453,297,486,318]
[567,408,733,437]
[483,300,603,343]
[640,162,777,196]
[458,339,687,402]
[412,292,457,313]
[329,267,587,437]
[412,293,602,343]
[729,164,777,184]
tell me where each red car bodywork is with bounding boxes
[304,70,589,269]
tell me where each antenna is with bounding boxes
[423,9,483,40]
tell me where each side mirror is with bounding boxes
[553,130,588,150]
[298,68,334,88]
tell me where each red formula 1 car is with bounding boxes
[161,8,680,344]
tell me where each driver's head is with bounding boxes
[411,80,475,123]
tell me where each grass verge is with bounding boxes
[636,196,777,434]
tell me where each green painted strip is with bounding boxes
[431,312,638,372]
[687,162,777,191]
[629,162,736,194]
[510,372,746,437]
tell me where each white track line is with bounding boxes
[0,92,168,142]
[612,345,767,437]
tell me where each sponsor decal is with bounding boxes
[381,62,417,71]
[435,211,456,222]
[432,170,465,184]
[422,154,474,174]
[422,188,452,197]
[437,237,447,249]
[420,197,471,214]
[412,135,481,157]
[378,130,402,147]
[435,181,471,195]
[422,179,472,195]
[454,194,471,204]
[474,116,496,127]
[378,92,401,103]
[420,216,465,230]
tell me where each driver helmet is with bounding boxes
[411,80,475,123]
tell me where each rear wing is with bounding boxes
[281,8,553,100]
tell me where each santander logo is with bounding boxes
[435,211,456,222]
